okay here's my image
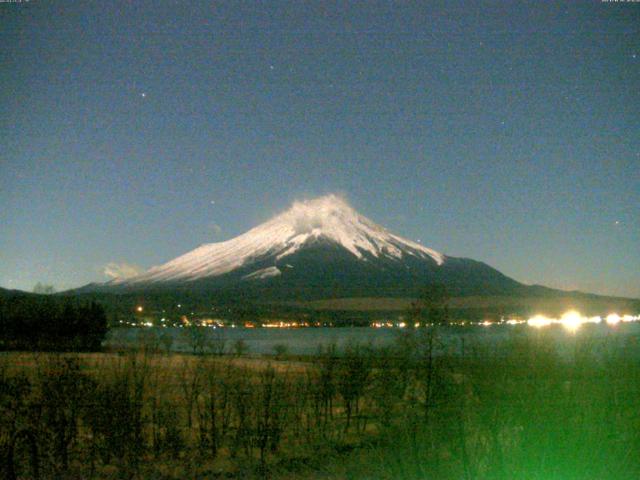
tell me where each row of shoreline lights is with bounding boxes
[136,305,638,331]
[510,311,639,331]
[372,312,639,331]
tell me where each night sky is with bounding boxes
[2,1,639,297]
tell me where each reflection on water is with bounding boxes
[106,321,640,356]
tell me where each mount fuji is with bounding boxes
[83,195,526,300]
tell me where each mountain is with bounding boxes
[82,194,526,300]
[0,287,35,298]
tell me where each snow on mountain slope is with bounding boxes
[242,266,282,281]
[121,195,445,285]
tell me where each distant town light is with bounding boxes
[528,315,552,328]
[136,306,143,312]
[560,310,582,332]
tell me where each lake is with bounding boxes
[105,322,640,357]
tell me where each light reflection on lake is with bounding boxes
[105,322,640,357]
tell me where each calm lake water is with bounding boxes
[105,323,640,357]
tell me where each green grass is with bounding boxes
[332,332,640,479]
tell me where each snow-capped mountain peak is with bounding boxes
[274,195,443,262]
[120,194,444,285]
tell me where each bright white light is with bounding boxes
[606,313,621,325]
[136,306,143,313]
[528,315,552,328]
[560,310,582,331]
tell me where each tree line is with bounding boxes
[0,294,108,351]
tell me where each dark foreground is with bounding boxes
[2,328,640,479]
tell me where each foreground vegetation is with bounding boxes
[2,327,640,479]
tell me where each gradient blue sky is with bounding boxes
[2,1,639,297]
